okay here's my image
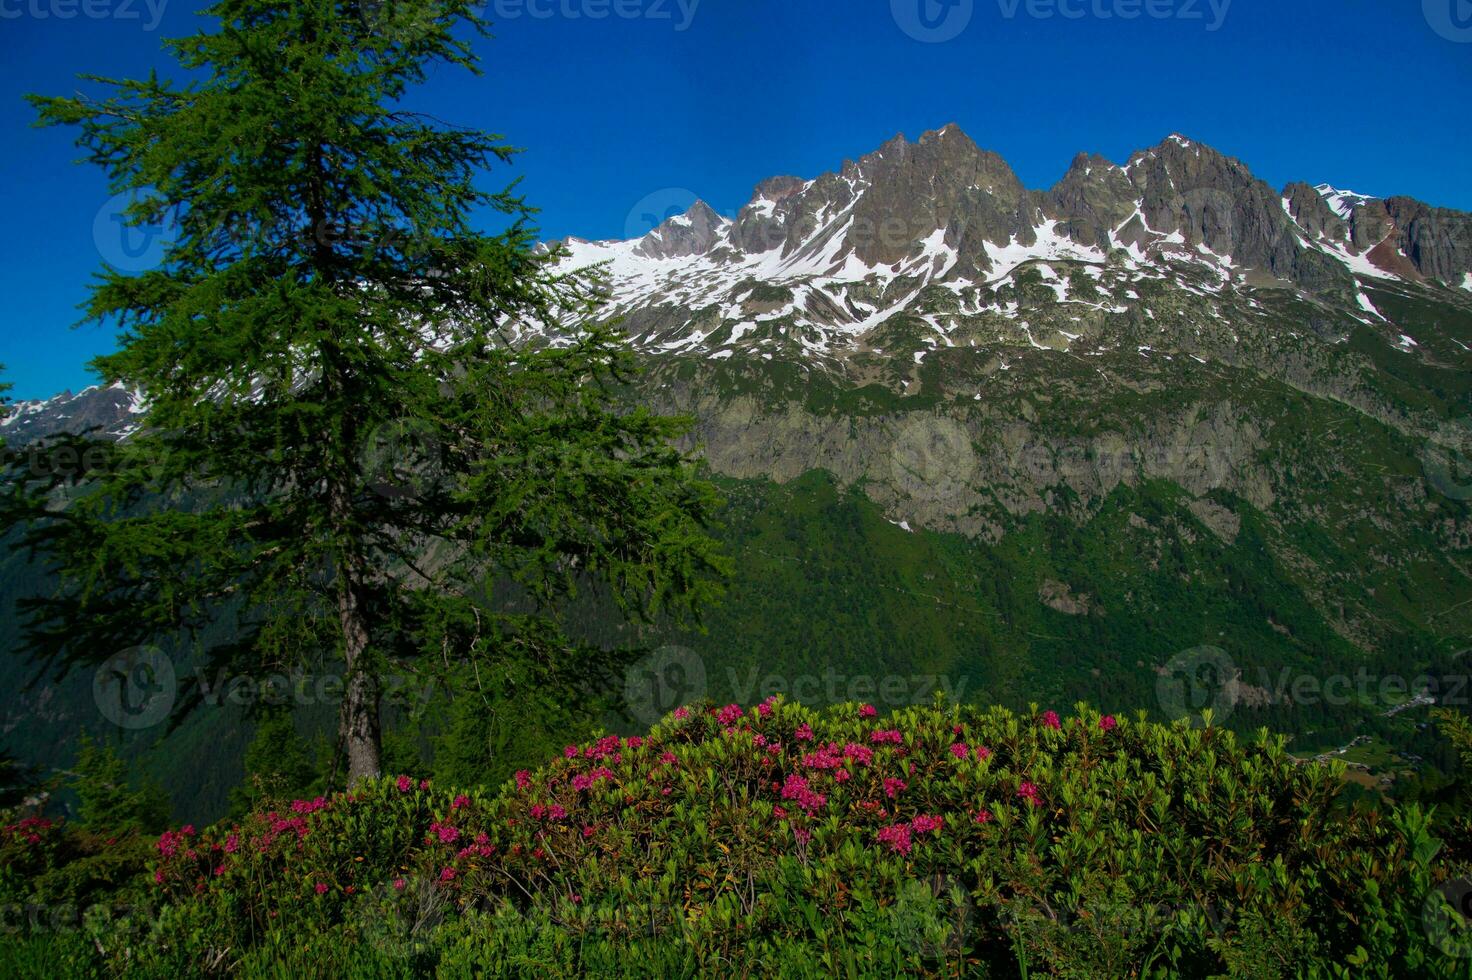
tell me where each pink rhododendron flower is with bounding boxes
[795,723,814,742]
[564,745,579,759]
[717,703,745,726]
[949,743,969,759]
[780,773,828,813]
[877,823,912,855]
[912,814,943,834]
[673,706,690,720]
[975,746,992,761]
[515,770,532,790]
[859,704,877,718]
[883,777,907,798]
[659,751,677,765]
[1099,715,1118,732]
[626,736,644,748]
[315,882,328,894]
[1018,781,1042,807]
[1040,711,1061,730]
[973,808,993,824]
[393,878,406,891]
[396,776,413,792]
[439,867,456,882]
[870,729,903,745]
[224,833,239,854]
[419,779,431,790]
[453,795,471,810]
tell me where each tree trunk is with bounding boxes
[337,572,382,784]
[330,464,382,784]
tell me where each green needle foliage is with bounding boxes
[13,0,725,783]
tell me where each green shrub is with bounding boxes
[7,700,1472,977]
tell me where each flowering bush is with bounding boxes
[7,699,1471,976]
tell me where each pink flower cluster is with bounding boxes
[870,729,903,745]
[428,821,460,845]
[858,704,878,718]
[4,816,55,846]
[455,832,496,860]
[801,741,874,770]
[570,767,615,792]
[1040,711,1062,730]
[582,735,624,763]
[158,825,196,858]
[1017,781,1043,807]
[876,823,912,855]
[877,813,944,855]
[1099,715,1118,732]
[780,773,828,813]
[716,703,745,727]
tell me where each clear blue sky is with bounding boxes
[2,0,1469,399]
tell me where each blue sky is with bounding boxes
[1,0,1469,399]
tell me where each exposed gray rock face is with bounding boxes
[841,125,1038,270]
[1124,136,1317,282]
[1385,197,1472,286]
[1044,153,1140,251]
[2,386,140,446]
[723,124,1039,275]
[634,200,727,259]
[1283,182,1349,244]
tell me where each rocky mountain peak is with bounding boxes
[633,199,729,260]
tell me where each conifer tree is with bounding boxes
[16,1,724,783]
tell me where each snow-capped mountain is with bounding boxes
[529,125,1471,367]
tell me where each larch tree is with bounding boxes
[13,0,725,783]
